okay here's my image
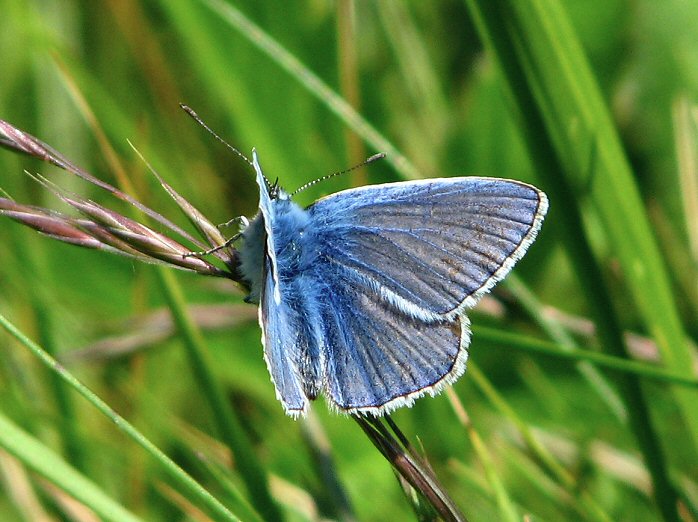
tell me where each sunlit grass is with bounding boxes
[1,1,697,521]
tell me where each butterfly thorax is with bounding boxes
[269,197,316,277]
[239,192,317,304]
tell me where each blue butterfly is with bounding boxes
[239,151,547,418]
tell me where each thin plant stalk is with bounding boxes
[354,414,467,522]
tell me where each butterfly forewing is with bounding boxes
[308,178,547,321]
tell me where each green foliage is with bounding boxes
[1,1,697,520]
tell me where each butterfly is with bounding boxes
[0,116,546,418]
[238,151,547,418]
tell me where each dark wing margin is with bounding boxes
[309,177,548,321]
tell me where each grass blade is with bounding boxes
[0,412,142,522]
[0,312,240,522]
[463,2,694,519]
[155,267,283,522]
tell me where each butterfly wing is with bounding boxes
[254,151,318,417]
[252,150,281,305]
[250,151,322,417]
[309,177,548,321]
[259,255,309,417]
[307,177,547,413]
[319,278,470,413]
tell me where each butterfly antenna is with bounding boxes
[290,153,385,196]
[180,104,251,165]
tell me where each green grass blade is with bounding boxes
[14,234,89,473]
[155,267,283,522]
[0,312,240,522]
[475,326,698,388]
[194,456,266,522]
[0,412,142,522]
[463,2,694,519]
[505,274,627,421]
[189,0,422,181]
[466,363,613,522]
[467,423,520,522]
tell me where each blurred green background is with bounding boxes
[1,1,697,521]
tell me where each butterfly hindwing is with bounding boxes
[259,254,309,416]
[319,278,470,413]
